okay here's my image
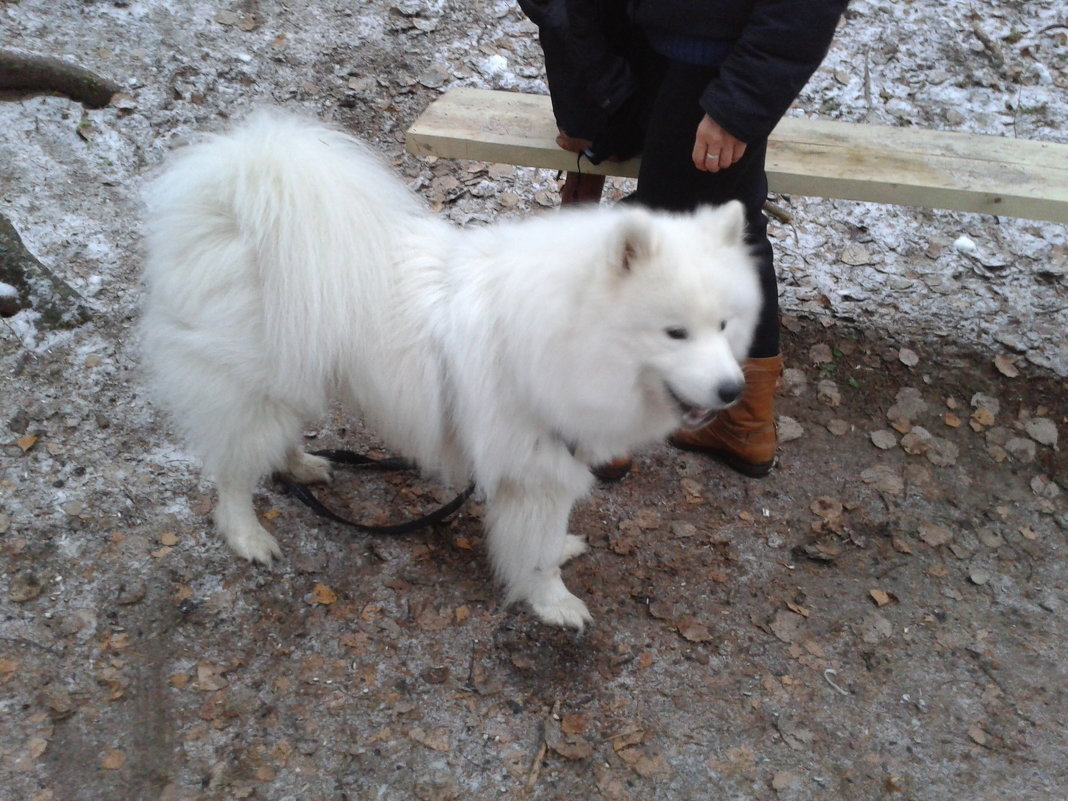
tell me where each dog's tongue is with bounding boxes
[681,408,716,430]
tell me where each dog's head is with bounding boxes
[593,201,761,433]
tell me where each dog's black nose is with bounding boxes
[718,382,744,405]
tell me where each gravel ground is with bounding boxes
[1,1,1065,800]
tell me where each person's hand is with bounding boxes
[692,115,747,173]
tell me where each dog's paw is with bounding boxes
[286,452,333,484]
[531,592,593,630]
[560,534,588,564]
[226,524,282,565]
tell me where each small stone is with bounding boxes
[969,567,991,585]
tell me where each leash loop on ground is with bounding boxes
[276,449,474,536]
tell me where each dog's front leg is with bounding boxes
[485,477,593,630]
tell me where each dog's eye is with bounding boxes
[720,320,728,332]
[664,327,689,340]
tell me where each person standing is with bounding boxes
[520,0,848,479]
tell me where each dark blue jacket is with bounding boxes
[561,0,848,143]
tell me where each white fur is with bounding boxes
[141,110,760,629]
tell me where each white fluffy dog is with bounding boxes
[142,111,760,629]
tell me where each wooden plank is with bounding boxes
[405,88,1068,223]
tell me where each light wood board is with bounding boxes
[405,88,1068,223]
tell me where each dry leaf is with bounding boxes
[968,726,988,746]
[16,433,38,452]
[160,531,179,546]
[310,583,337,605]
[869,589,893,607]
[197,662,229,692]
[769,609,804,643]
[810,496,844,520]
[560,713,588,735]
[409,726,451,752]
[898,348,919,367]
[102,749,126,770]
[677,618,712,643]
[0,657,20,683]
[919,523,953,547]
[809,343,833,364]
[993,354,1019,377]
[944,412,962,428]
[891,537,913,554]
[545,718,593,760]
[772,771,799,791]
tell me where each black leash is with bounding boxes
[275,449,474,536]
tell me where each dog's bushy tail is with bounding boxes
[145,110,430,393]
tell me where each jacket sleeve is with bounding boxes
[701,0,849,143]
[564,0,638,114]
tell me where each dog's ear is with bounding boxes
[615,210,656,273]
[699,200,747,245]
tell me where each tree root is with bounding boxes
[0,48,121,108]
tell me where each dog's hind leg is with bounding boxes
[485,478,593,630]
[285,450,333,484]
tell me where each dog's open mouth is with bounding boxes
[667,387,719,430]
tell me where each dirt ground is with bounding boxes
[1,2,1066,800]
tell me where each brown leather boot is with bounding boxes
[669,355,783,478]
